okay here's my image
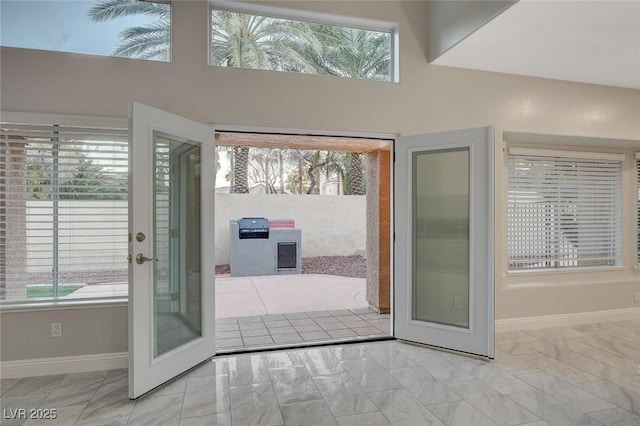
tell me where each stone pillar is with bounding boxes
[1,139,28,298]
[366,148,391,314]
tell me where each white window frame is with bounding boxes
[636,152,640,267]
[208,1,400,82]
[506,147,624,272]
[0,112,129,309]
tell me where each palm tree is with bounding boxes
[349,152,365,195]
[88,0,170,61]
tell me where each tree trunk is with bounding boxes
[232,146,249,193]
[279,150,285,194]
[350,152,365,195]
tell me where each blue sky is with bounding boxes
[0,0,160,57]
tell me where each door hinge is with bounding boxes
[127,254,132,263]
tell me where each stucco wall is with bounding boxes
[215,194,366,264]
[1,0,639,363]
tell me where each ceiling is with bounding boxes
[432,0,640,90]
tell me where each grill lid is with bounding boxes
[238,217,269,239]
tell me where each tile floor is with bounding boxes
[2,319,640,425]
[216,308,391,351]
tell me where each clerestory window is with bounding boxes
[209,2,398,82]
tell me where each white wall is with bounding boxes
[215,194,366,264]
[1,0,639,362]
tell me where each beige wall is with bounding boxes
[1,1,639,362]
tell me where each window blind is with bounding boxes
[0,121,128,301]
[508,153,622,270]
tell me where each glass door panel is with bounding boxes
[412,148,469,329]
[153,131,202,357]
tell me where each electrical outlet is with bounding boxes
[453,296,461,309]
[51,322,62,338]
[635,291,640,303]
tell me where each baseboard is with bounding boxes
[1,352,128,379]
[495,307,640,332]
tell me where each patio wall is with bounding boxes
[215,193,366,265]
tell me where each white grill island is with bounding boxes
[229,217,302,277]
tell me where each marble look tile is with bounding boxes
[181,375,230,418]
[335,411,390,426]
[531,341,640,393]
[492,350,538,374]
[515,352,598,384]
[587,407,640,426]
[360,343,416,369]
[299,348,345,376]
[332,344,368,361]
[455,358,535,394]
[153,377,188,396]
[268,366,322,405]
[447,380,540,425]
[228,354,269,386]
[312,373,377,416]
[1,379,20,396]
[495,338,538,356]
[578,380,640,415]
[188,358,228,378]
[341,359,403,392]
[280,399,337,426]
[229,383,283,426]
[3,375,65,397]
[368,389,444,426]
[507,389,603,426]
[427,400,498,426]
[389,367,460,405]
[179,412,232,426]
[262,352,302,369]
[41,371,108,408]
[128,393,183,426]
[0,394,48,426]
[403,350,474,383]
[23,403,87,426]
[567,340,639,374]
[518,371,615,413]
[74,369,134,425]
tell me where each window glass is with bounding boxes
[1,121,128,302]
[508,153,622,270]
[210,8,393,81]
[0,0,170,61]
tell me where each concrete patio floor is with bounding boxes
[215,273,368,318]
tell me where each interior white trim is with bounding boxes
[212,123,398,141]
[0,352,128,379]
[508,147,625,162]
[0,111,127,128]
[495,307,640,332]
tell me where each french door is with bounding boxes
[394,127,495,358]
[128,102,216,398]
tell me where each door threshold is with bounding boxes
[215,334,395,356]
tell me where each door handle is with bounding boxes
[136,253,158,265]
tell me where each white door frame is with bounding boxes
[128,102,216,399]
[393,126,495,358]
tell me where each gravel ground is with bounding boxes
[215,255,366,278]
[23,256,366,285]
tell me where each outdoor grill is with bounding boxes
[237,217,269,239]
[230,217,302,277]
